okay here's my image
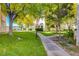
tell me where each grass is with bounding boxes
[41,32,55,36]
[41,31,66,36]
[0,32,47,56]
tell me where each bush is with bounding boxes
[64,29,74,38]
[29,28,32,31]
[67,38,74,44]
[36,28,43,31]
[64,29,75,45]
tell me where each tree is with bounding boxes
[45,3,76,33]
[62,3,77,31]
[0,3,76,35]
[0,3,26,35]
[16,14,34,31]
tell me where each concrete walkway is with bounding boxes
[37,32,70,56]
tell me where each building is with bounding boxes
[0,6,6,33]
[34,17,46,31]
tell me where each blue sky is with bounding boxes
[6,16,19,26]
[6,16,9,26]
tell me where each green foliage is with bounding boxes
[0,3,77,34]
[45,3,76,32]
[63,30,75,44]
[36,28,43,31]
[41,32,54,36]
[0,4,7,16]
[64,29,74,38]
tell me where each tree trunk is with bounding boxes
[55,21,61,41]
[55,24,58,33]
[55,22,60,33]
[9,15,13,36]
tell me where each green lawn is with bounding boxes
[41,32,55,36]
[0,32,47,56]
[41,31,67,36]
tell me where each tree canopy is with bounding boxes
[0,3,77,35]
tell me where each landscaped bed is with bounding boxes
[55,40,79,56]
[0,32,47,56]
[42,31,79,56]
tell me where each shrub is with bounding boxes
[36,28,43,31]
[64,29,74,38]
[64,29,75,45]
[29,28,32,31]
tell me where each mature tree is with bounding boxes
[16,14,34,31]
[45,3,76,33]
[62,3,77,31]
[0,3,76,35]
[0,3,25,35]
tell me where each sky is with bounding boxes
[6,16,19,26]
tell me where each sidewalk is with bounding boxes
[37,32,70,56]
